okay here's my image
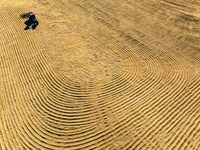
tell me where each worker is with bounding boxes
[20,12,39,28]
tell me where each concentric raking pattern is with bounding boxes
[0,0,200,149]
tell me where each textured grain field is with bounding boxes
[0,0,200,149]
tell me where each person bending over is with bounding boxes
[21,12,39,27]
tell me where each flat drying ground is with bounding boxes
[0,0,200,149]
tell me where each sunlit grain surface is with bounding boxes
[0,0,200,149]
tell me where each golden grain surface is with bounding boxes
[0,0,200,149]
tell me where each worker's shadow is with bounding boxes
[24,20,37,30]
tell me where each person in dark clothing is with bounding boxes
[20,12,39,29]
